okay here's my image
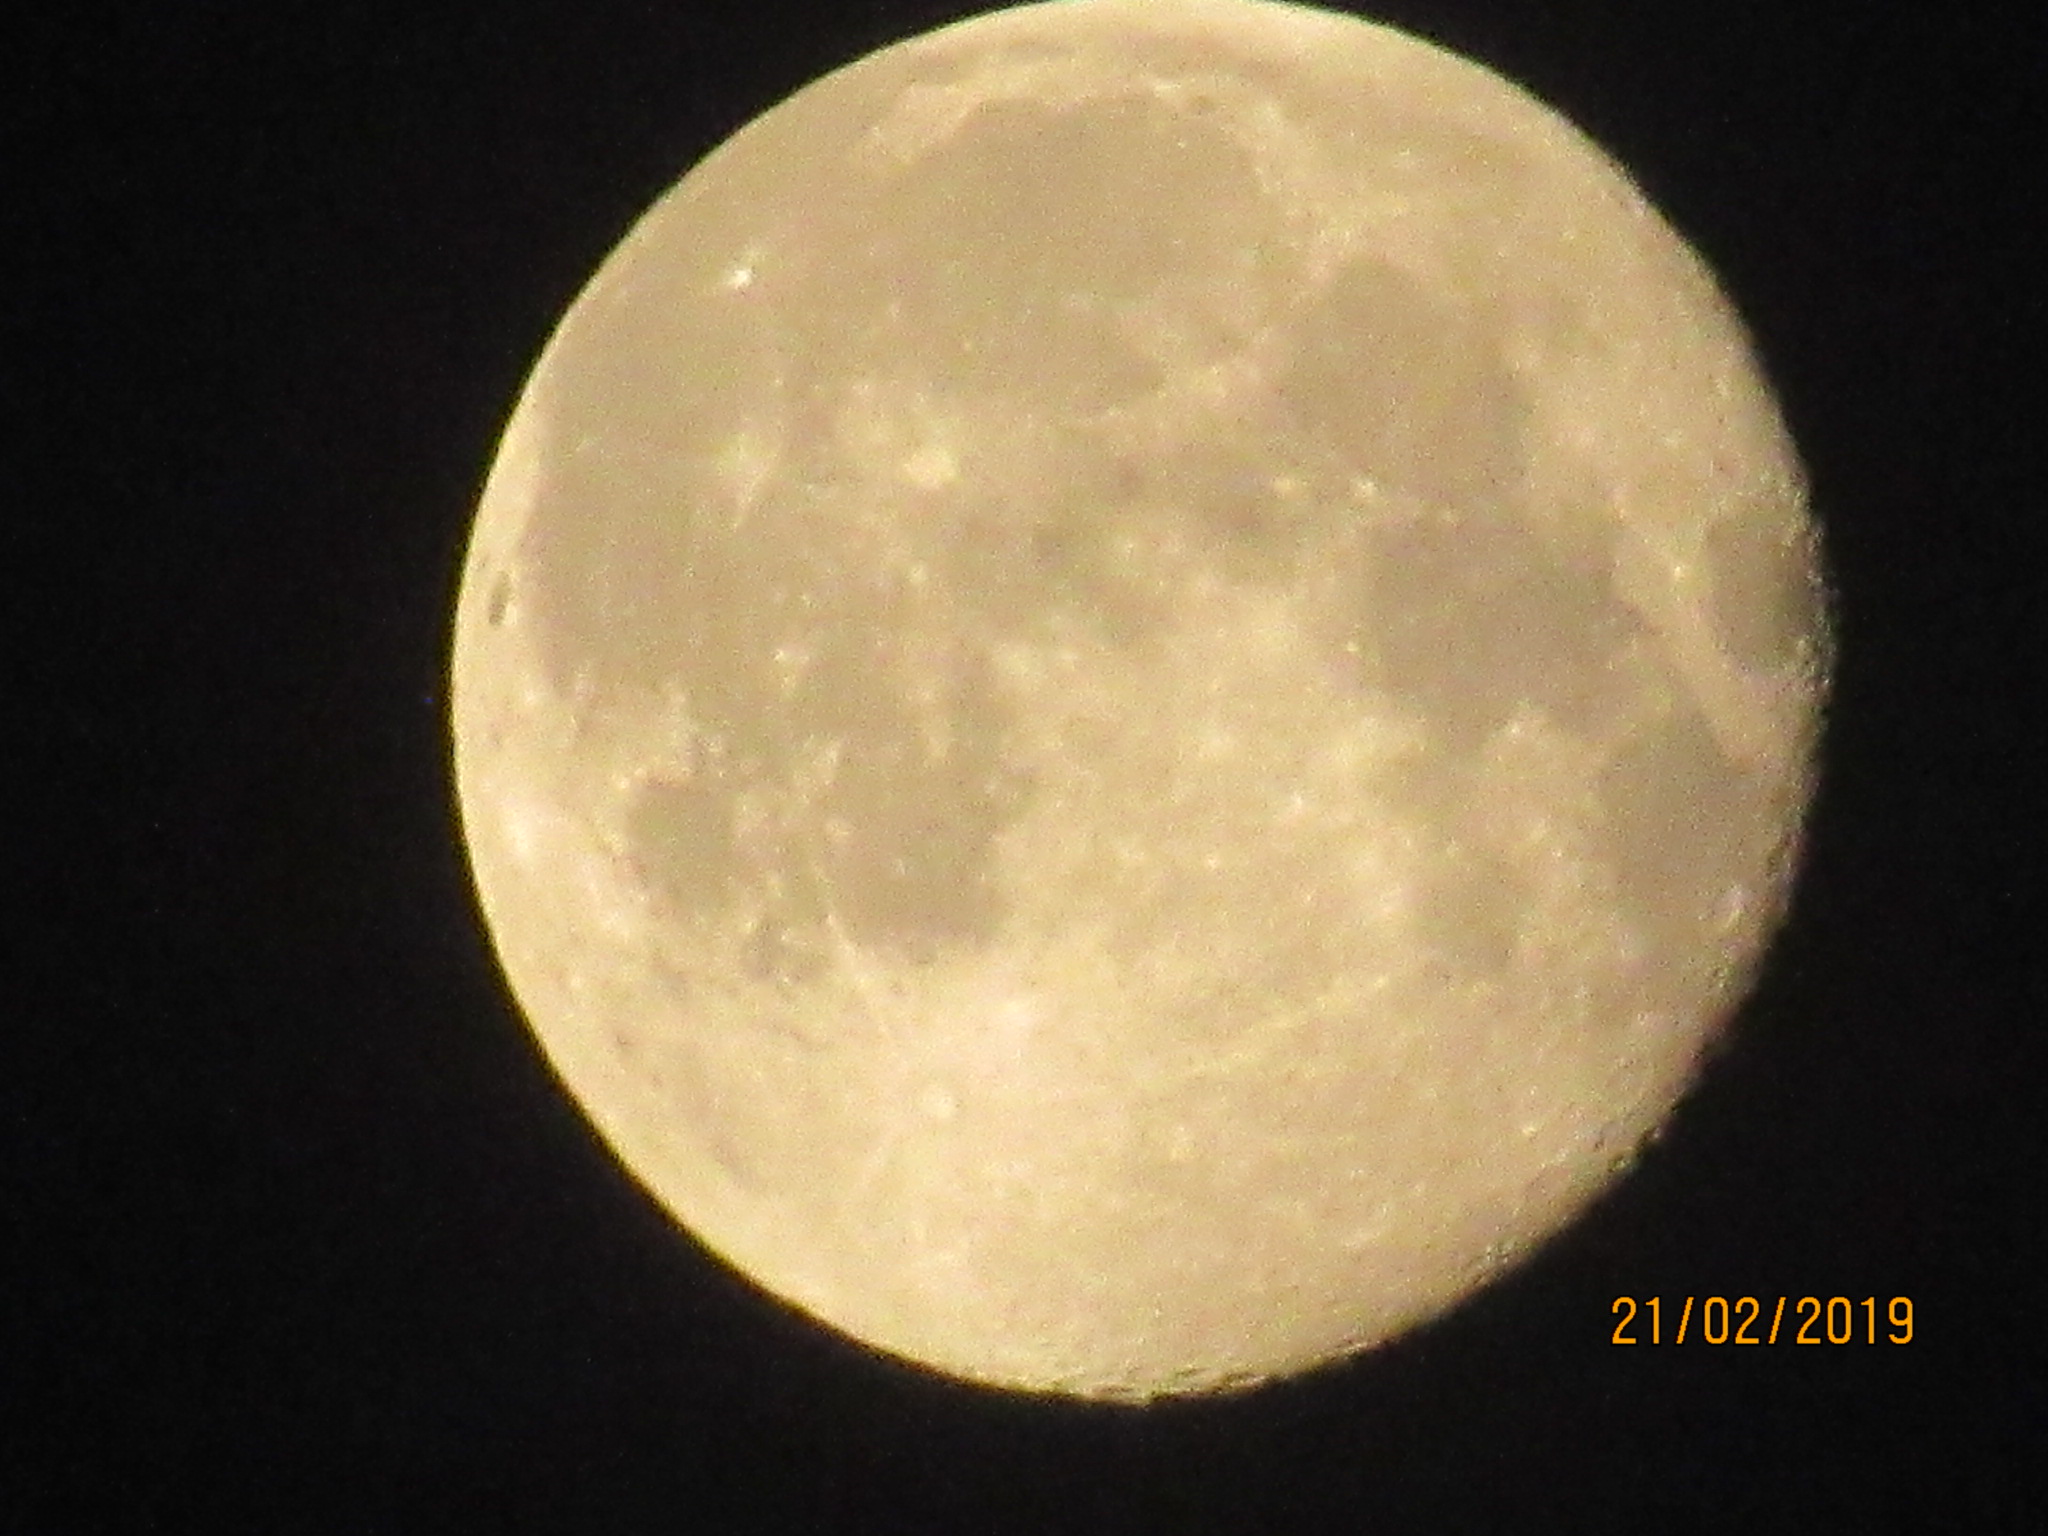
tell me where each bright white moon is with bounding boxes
[450,0,1830,1400]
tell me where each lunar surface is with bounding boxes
[449,0,1830,1400]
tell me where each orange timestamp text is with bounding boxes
[1611,1295,1913,1345]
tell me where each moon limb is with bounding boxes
[450,0,1830,1401]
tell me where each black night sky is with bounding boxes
[14,1,2039,1530]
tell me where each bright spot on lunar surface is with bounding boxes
[449,0,1831,1401]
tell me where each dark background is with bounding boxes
[13,0,2038,1530]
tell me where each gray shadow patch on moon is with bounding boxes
[1273,255,1531,517]
[1704,497,1831,676]
[1596,701,1782,971]
[790,87,1291,420]
[1343,499,1655,756]
[602,560,1039,976]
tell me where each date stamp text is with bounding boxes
[1611,1296,1913,1345]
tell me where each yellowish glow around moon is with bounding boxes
[449,0,1830,1400]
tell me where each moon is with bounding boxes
[449,0,1830,1400]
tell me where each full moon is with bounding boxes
[449,0,1829,1400]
